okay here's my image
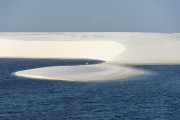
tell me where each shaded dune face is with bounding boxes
[0,32,180,81]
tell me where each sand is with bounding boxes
[1,32,180,64]
[0,32,180,82]
[14,63,144,82]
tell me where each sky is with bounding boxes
[0,0,180,32]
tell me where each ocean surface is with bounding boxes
[1,59,180,120]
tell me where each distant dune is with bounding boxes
[0,32,180,81]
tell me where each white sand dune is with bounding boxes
[0,32,180,81]
[0,32,180,64]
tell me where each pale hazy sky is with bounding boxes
[0,0,180,32]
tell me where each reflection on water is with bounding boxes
[1,59,180,119]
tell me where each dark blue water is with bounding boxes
[1,59,180,120]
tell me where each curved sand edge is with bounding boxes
[13,63,144,82]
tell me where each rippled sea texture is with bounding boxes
[1,59,180,120]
